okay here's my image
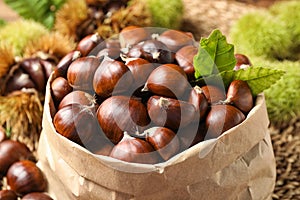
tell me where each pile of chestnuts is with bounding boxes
[0,128,52,200]
[51,26,254,164]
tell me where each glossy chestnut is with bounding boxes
[188,86,209,121]
[97,96,150,144]
[51,77,72,104]
[55,51,81,78]
[5,69,35,94]
[158,29,195,52]
[67,56,101,91]
[224,80,253,113]
[76,33,103,57]
[205,104,245,139]
[53,104,100,146]
[7,160,47,196]
[143,64,189,98]
[58,90,96,110]
[144,127,180,161]
[93,59,134,98]
[119,26,150,48]
[109,132,158,164]
[175,45,198,81]
[0,140,34,176]
[234,53,252,70]
[201,85,226,104]
[147,96,196,130]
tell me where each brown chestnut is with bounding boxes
[201,85,226,104]
[53,104,100,146]
[21,192,53,200]
[138,39,174,64]
[7,160,47,196]
[125,58,156,88]
[175,45,198,81]
[158,30,195,52]
[76,33,103,57]
[5,69,35,94]
[205,104,245,139]
[144,127,180,161]
[93,60,134,98]
[119,26,150,48]
[147,96,196,130]
[19,58,46,92]
[67,56,101,91]
[58,90,96,110]
[234,53,252,70]
[51,77,72,104]
[97,96,150,144]
[0,190,18,200]
[143,64,189,98]
[224,80,253,113]
[177,122,207,151]
[109,132,158,164]
[55,50,81,78]
[188,86,209,121]
[0,140,34,176]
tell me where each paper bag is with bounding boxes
[37,74,276,200]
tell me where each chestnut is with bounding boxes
[158,29,195,52]
[188,86,209,121]
[201,84,226,104]
[109,132,159,164]
[125,58,156,88]
[175,45,198,81]
[147,96,196,131]
[97,47,121,60]
[58,90,96,110]
[224,80,253,113]
[144,127,180,161]
[119,26,150,48]
[21,192,53,200]
[139,39,174,64]
[0,126,7,143]
[177,122,207,151]
[0,190,18,200]
[234,53,252,70]
[53,104,100,146]
[143,64,189,98]
[7,160,47,196]
[5,69,35,94]
[93,59,134,98]
[55,50,81,78]
[205,104,245,139]
[39,59,55,80]
[76,33,103,57]
[19,58,46,92]
[51,77,72,104]
[97,96,150,144]
[0,140,34,176]
[67,56,101,91]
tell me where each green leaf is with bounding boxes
[198,67,285,96]
[0,19,6,27]
[4,0,66,29]
[193,29,236,78]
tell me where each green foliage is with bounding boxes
[4,0,66,29]
[251,57,300,125]
[0,20,49,55]
[147,0,183,29]
[194,29,236,78]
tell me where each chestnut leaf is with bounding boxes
[196,67,285,96]
[193,29,236,78]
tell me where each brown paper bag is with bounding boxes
[37,74,276,200]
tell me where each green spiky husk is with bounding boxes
[251,56,300,126]
[0,19,49,56]
[230,11,293,60]
[146,0,183,29]
[0,89,43,151]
